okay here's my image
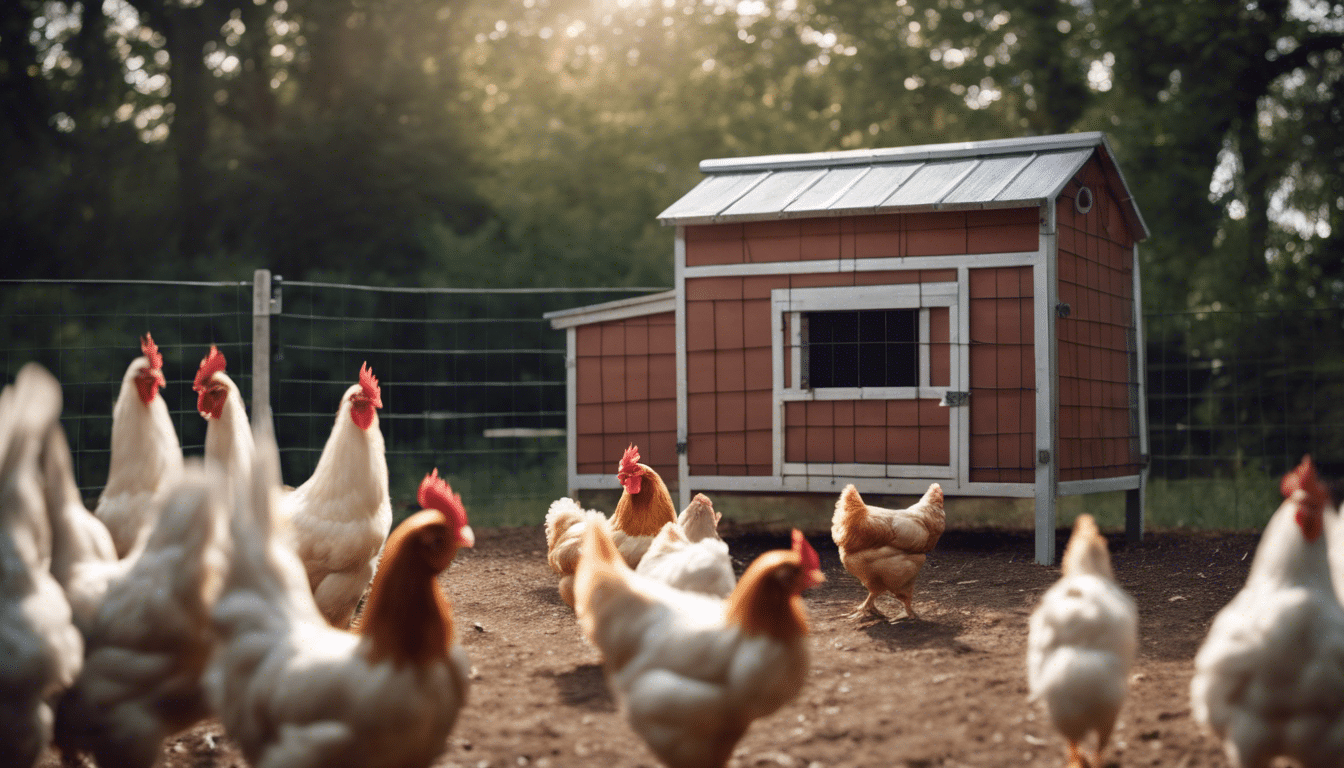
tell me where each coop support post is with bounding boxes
[1034,204,1060,565]
[251,269,273,433]
[674,227,691,511]
[564,327,579,500]
[1126,243,1149,544]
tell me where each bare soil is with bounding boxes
[44,523,1255,768]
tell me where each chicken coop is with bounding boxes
[545,132,1149,564]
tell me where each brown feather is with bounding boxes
[724,550,812,641]
[360,509,458,666]
[610,464,678,537]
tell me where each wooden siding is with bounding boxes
[1055,158,1141,481]
[784,399,950,465]
[687,270,954,475]
[969,266,1035,483]
[684,209,1039,266]
[574,312,679,482]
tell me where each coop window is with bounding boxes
[803,309,919,389]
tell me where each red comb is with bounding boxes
[619,444,640,477]
[140,333,162,371]
[193,346,226,392]
[359,362,382,408]
[1282,455,1328,510]
[418,469,468,530]
[792,529,820,573]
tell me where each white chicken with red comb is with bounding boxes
[277,362,392,628]
[193,345,255,484]
[1190,455,1344,768]
[95,333,184,558]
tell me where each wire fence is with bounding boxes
[3,277,1342,530]
[0,276,661,526]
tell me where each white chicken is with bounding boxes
[94,333,183,557]
[545,444,679,607]
[574,521,824,768]
[1026,513,1138,768]
[193,345,255,483]
[207,428,472,768]
[0,363,83,768]
[53,460,229,768]
[277,362,391,627]
[1190,455,1344,768]
[635,493,736,598]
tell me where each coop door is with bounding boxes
[771,282,963,485]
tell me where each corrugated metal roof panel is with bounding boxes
[828,163,923,210]
[658,133,1146,240]
[994,149,1092,202]
[720,168,825,218]
[941,154,1036,204]
[883,159,980,207]
[656,172,767,221]
[783,166,870,214]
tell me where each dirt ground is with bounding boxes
[43,522,1255,768]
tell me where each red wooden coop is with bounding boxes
[546,132,1150,564]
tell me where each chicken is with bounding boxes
[193,345,255,482]
[830,482,945,621]
[1026,514,1138,768]
[53,460,229,768]
[635,493,736,598]
[574,521,824,768]
[207,429,473,768]
[545,444,678,607]
[0,363,83,768]
[277,362,391,628]
[94,333,184,557]
[1190,456,1344,768]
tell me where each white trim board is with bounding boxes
[684,252,1037,280]
[546,290,676,329]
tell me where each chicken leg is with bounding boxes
[1065,740,1090,768]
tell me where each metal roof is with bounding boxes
[657,131,1148,240]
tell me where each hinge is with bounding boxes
[939,391,970,407]
[676,441,688,455]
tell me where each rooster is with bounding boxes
[1190,456,1344,768]
[277,362,391,628]
[635,493,736,598]
[193,345,255,483]
[830,482,945,621]
[545,444,678,607]
[575,522,823,768]
[0,363,84,768]
[1026,514,1138,768]
[208,430,473,768]
[94,333,183,557]
[53,460,229,768]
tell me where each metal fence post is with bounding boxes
[252,269,273,431]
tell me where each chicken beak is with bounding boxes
[458,525,476,548]
[807,570,826,589]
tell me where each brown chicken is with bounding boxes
[545,444,678,606]
[830,483,945,621]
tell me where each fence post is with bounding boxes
[252,269,273,431]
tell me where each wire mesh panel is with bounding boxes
[1145,307,1344,529]
[0,279,254,499]
[271,281,661,525]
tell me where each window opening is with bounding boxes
[803,309,919,389]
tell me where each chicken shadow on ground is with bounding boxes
[542,663,615,712]
[529,584,567,608]
[850,610,974,654]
